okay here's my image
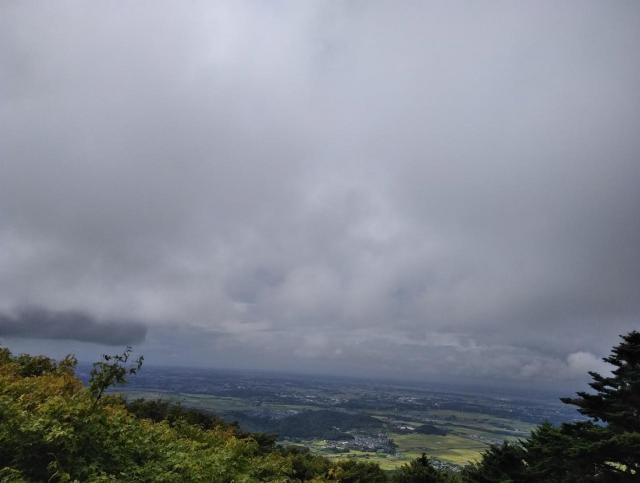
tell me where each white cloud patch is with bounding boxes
[566,351,612,378]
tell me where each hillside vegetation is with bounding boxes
[0,331,638,482]
[0,347,439,482]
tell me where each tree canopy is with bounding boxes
[463,331,640,482]
[1,330,639,482]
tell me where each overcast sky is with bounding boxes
[1,1,639,390]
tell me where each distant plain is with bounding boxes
[96,365,579,469]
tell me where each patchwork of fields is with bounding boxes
[106,365,578,470]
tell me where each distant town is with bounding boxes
[94,364,582,470]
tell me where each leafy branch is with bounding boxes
[89,346,143,406]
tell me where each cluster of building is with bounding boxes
[323,433,398,454]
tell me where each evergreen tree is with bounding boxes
[393,453,458,483]
[461,442,526,483]
[561,331,640,432]
[558,331,640,479]
[464,331,640,482]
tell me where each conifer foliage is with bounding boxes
[561,331,640,433]
[463,331,640,482]
[394,453,458,483]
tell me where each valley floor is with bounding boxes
[108,366,575,470]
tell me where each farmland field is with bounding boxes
[92,364,580,471]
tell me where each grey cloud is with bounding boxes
[0,307,147,345]
[0,1,639,387]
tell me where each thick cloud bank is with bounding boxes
[0,1,638,386]
[0,307,146,345]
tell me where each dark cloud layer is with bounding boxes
[0,307,146,345]
[0,1,639,388]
